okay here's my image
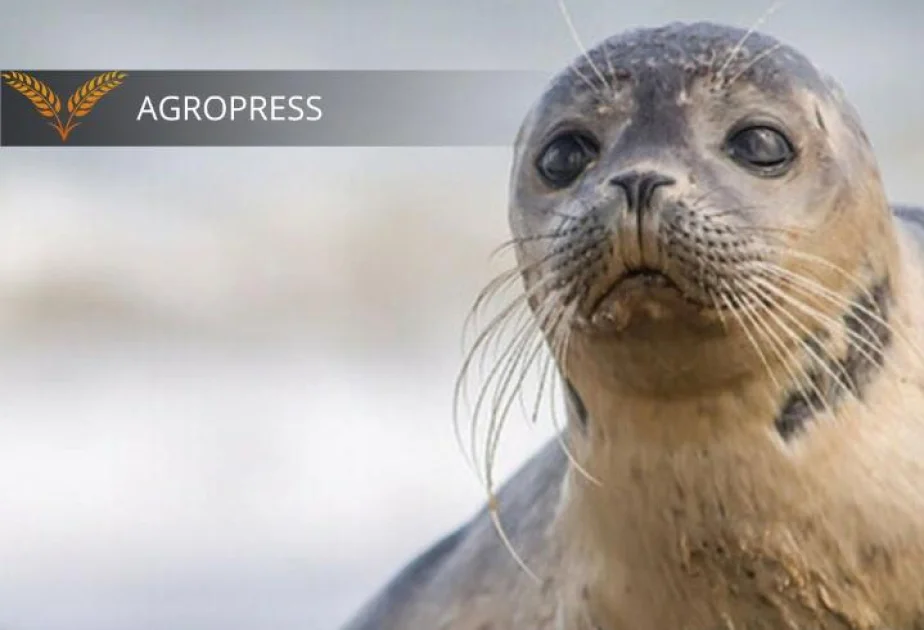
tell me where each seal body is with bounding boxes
[344,22,924,630]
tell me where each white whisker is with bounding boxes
[556,0,611,95]
[716,0,786,84]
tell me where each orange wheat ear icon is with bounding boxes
[1,70,128,142]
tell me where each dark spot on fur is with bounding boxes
[775,276,892,440]
[775,388,820,441]
[630,462,643,482]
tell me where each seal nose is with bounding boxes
[609,171,676,213]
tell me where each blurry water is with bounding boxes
[0,1,922,629]
[0,338,553,630]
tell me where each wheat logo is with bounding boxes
[1,71,128,142]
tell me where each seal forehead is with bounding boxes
[540,21,827,111]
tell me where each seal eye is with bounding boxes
[536,132,599,188]
[725,125,795,175]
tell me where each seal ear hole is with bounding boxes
[723,123,796,177]
[535,130,600,189]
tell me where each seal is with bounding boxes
[343,21,924,630]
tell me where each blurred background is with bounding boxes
[0,1,921,628]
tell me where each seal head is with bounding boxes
[510,22,893,393]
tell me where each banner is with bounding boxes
[0,70,548,147]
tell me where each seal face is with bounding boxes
[508,22,894,397]
[518,28,854,316]
[345,22,924,630]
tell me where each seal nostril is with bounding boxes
[609,171,676,213]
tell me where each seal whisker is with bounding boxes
[463,245,572,345]
[513,319,559,427]
[483,297,539,376]
[473,316,538,479]
[461,250,581,380]
[715,285,802,427]
[734,280,839,436]
[717,284,785,395]
[555,0,612,96]
[482,301,552,443]
[481,298,572,586]
[709,290,730,331]
[463,286,533,395]
[531,343,557,426]
[453,259,570,583]
[757,254,919,367]
[480,283,571,464]
[462,269,529,353]
[541,207,588,221]
[746,276,855,384]
[561,61,601,98]
[729,280,826,408]
[693,204,759,218]
[476,252,608,535]
[468,223,584,316]
[767,246,890,314]
[741,277,859,413]
[490,229,585,258]
[489,302,540,427]
[457,220,612,460]
[546,302,602,486]
[694,203,810,243]
[455,271,562,472]
[761,246,887,318]
[732,223,810,239]
[487,298,561,445]
[601,38,617,91]
[758,275,889,372]
[740,272,896,438]
[735,278,828,405]
[753,265,894,374]
[480,230,605,392]
[726,41,786,88]
[473,290,559,474]
[486,497,542,585]
[487,301,565,478]
[715,0,786,86]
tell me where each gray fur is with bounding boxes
[343,442,566,630]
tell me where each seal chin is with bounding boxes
[580,268,715,333]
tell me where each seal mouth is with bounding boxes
[588,268,681,313]
[581,267,718,332]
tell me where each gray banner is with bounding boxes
[0,70,549,147]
